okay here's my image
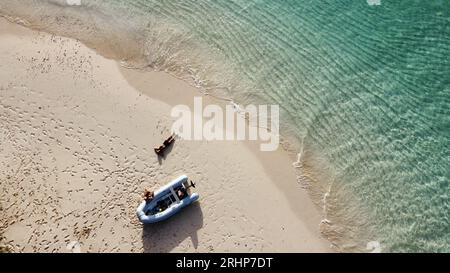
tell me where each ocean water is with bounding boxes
[1,0,449,252]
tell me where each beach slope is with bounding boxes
[0,18,329,253]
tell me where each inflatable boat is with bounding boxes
[136,175,199,224]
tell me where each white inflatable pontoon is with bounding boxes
[136,175,199,224]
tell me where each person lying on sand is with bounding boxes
[143,189,154,202]
[154,145,165,155]
[154,133,176,155]
[163,133,175,146]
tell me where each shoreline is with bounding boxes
[0,18,332,252]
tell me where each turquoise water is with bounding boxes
[1,0,449,252]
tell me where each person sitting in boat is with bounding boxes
[143,189,154,202]
[177,188,186,200]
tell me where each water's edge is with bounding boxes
[2,0,449,253]
[0,7,374,252]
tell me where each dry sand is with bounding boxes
[0,17,331,253]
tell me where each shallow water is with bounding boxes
[1,0,449,252]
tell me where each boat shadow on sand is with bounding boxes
[141,202,203,252]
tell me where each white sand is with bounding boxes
[0,18,331,253]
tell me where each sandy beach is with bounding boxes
[0,17,331,253]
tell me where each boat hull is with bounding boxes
[136,175,199,224]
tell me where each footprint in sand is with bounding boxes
[66,241,81,253]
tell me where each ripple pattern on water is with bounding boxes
[1,0,449,252]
